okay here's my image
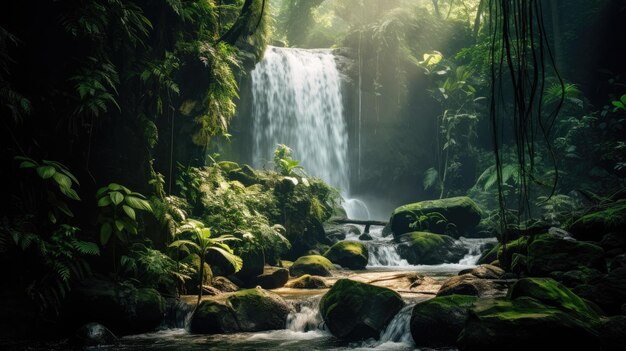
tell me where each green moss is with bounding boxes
[319,279,404,340]
[569,202,626,240]
[397,231,467,265]
[323,241,368,269]
[526,234,605,276]
[289,255,334,277]
[508,278,600,319]
[285,274,328,289]
[410,294,478,347]
[390,196,482,237]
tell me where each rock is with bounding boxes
[568,202,626,241]
[285,274,328,289]
[190,287,292,334]
[69,323,117,348]
[610,253,626,271]
[235,248,265,282]
[410,295,477,347]
[211,276,239,292]
[458,278,602,351]
[289,255,335,277]
[600,233,626,254]
[477,237,529,267]
[573,267,626,315]
[598,316,626,350]
[319,279,404,340]
[183,253,213,293]
[458,297,600,351]
[549,268,603,288]
[458,264,505,279]
[390,197,482,238]
[526,234,605,276]
[323,241,368,270]
[476,244,499,265]
[437,274,508,298]
[358,232,373,241]
[250,267,289,289]
[70,278,165,335]
[396,232,467,265]
[227,165,258,186]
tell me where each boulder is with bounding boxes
[598,316,626,351]
[437,274,508,298]
[323,241,368,270]
[610,253,626,271]
[510,254,528,276]
[410,295,477,347]
[549,268,603,288]
[526,234,605,276]
[227,165,259,186]
[285,274,328,289]
[69,323,117,348]
[573,267,626,315]
[458,264,505,279]
[600,233,626,255]
[211,276,239,292]
[458,297,600,351]
[190,287,292,334]
[390,197,482,238]
[496,237,529,268]
[249,267,289,289]
[235,248,265,282]
[397,232,467,265]
[319,279,404,340]
[568,202,626,241]
[289,255,335,277]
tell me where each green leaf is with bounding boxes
[60,187,81,201]
[109,191,124,205]
[125,196,153,212]
[100,223,112,245]
[169,239,201,252]
[114,220,125,232]
[207,246,243,273]
[97,195,112,207]
[36,165,56,179]
[612,101,625,109]
[108,183,123,191]
[53,172,72,189]
[122,205,136,220]
[95,187,109,198]
[19,161,37,169]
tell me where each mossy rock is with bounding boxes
[70,278,165,336]
[285,274,328,289]
[410,295,477,347]
[598,316,626,350]
[324,241,368,270]
[390,197,482,238]
[228,164,259,186]
[458,264,505,280]
[249,267,289,289]
[496,236,529,268]
[568,202,626,241]
[437,274,504,298]
[458,297,601,351]
[190,287,292,334]
[526,234,605,276]
[508,278,601,318]
[397,232,467,265]
[573,267,626,315]
[549,267,603,288]
[235,248,265,282]
[319,279,404,340]
[289,255,335,277]
[216,161,241,172]
[510,254,528,275]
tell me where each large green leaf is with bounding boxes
[122,205,136,220]
[100,223,112,245]
[53,172,72,189]
[114,220,125,232]
[109,191,124,205]
[169,239,201,252]
[36,165,56,179]
[208,246,243,273]
[60,186,81,201]
[125,196,153,212]
[97,195,112,207]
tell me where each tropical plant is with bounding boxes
[15,157,81,224]
[169,219,242,304]
[96,183,153,271]
[611,94,626,112]
[273,144,304,176]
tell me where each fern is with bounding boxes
[423,167,440,190]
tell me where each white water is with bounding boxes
[251,46,349,193]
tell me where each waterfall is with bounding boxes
[251,46,349,193]
[286,297,324,333]
[378,304,414,345]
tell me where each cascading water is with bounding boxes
[251,46,349,194]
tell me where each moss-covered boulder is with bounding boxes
[285,274,328,289]
[323,241,368,270]
[390,197,482,238]
[458,297,600,351]
[70,278,165,335]
[568,202,626,241]
[397,232,467,265]
[289,255,335,277]
[249,267,289,289]
[573,267,626,315]
[526,234,605,276]
[190,287,292,334]
[319,279,404,340]
[410,295,477,347]
[458,278,602,351]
